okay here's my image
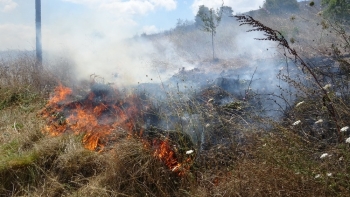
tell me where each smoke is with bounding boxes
[0,24,34,50]
[0,0,293,120]
[0,1,277,85]
[39,3,288,118]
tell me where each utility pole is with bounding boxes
[35,0,42,67]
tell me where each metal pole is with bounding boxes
[35,0,42,67]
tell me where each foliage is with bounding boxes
[322,0,350,21]
[219,6,234,23]
[263,0,299,13]
[195,5,222,36]
[195,5,223,60]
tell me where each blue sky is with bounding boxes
[0,0,273,50]
[0,0,306,84]
[0,0,310,51]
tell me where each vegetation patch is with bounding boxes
[0,2,350,196]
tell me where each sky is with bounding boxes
[0,0,272,51]
[1,0,304,85]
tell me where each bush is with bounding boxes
[322,0,350,22]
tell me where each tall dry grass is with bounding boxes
[1,6,350,196]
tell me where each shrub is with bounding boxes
[322,0,350,22]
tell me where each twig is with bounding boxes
[235,15,343,142]
[245,67,257,100]
[13,121,19,133]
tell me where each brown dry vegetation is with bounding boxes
[1,56,350,197]
[1,5,350,197]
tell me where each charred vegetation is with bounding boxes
[1,1,350,196]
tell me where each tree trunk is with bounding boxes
[35,0,42,68]
[211,30,215,60]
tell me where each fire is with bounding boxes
[41,84,72,136]
[151,138,193,176]
[154,139,181,172]
[49,84,72,105]
[66,105,113,151]
[40,83,193,174]
[40,83,141,151]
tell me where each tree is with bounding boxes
[322,0,350,22]
[263,0,299,14]
[220,6,234,23]
[35,0,42,68]
[195,5,222,60]
[195,6,210,29]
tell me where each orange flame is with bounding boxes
[40,84,141,151]
[49,84,72,105]
[41,85,72,136]
[154,139,181,171]
[152,139,193,176]
[41,84,192,174]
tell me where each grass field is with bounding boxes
[1,5,350,196]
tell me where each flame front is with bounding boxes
[49,84,72,105]
[41,84,192,175]
[40,84,141,151]
[154,139,181,172]
[41,84,72,136]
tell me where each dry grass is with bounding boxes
[1,78,350,196]
[1,6,350,196]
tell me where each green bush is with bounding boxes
[322,0,350,21]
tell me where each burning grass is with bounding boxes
[1,9,350,196]
[1,78,349,196]
[40,84,142,151]
[37,82,195,179]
